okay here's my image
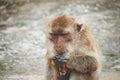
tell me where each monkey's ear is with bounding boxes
[76,24,83,32]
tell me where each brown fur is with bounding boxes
[49,15,76,34]
[67,56,98,73]
[46,15,101,80]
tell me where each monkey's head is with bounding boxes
[46,15,83,58]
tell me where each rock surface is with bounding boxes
[0,0,120,80]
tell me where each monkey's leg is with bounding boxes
[81,73,94,80]
[73,73,94,80]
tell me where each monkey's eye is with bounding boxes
[50,33,58,36]
[61,32,69,36]
[49,38,53,41]
[49,37,56,42]
[49,32,69,36]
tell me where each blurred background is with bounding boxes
[0,0,120,80]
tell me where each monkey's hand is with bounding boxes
[53,55,69,63]
[67,56,98,73]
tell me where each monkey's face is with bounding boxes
[47,15,80,58]
[49,28,73,55]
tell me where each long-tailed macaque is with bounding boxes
[46,15,101,80]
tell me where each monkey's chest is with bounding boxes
[51,59,71,80]
[57,63,71,80]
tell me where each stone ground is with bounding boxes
[0,0,120,80]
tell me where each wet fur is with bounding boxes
[46,15,101,80]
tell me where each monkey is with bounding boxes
[46,15,102,80]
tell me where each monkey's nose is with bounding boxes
[54,45,65,55]
[56,44,61,48]
[55,45,62,51]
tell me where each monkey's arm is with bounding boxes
[46,67,54,80]
[46,59,58,80]
[67,56,98,73]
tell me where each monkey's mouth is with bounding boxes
[57,51,66,55]
[53,54,68,63]
[55,47,66,55]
